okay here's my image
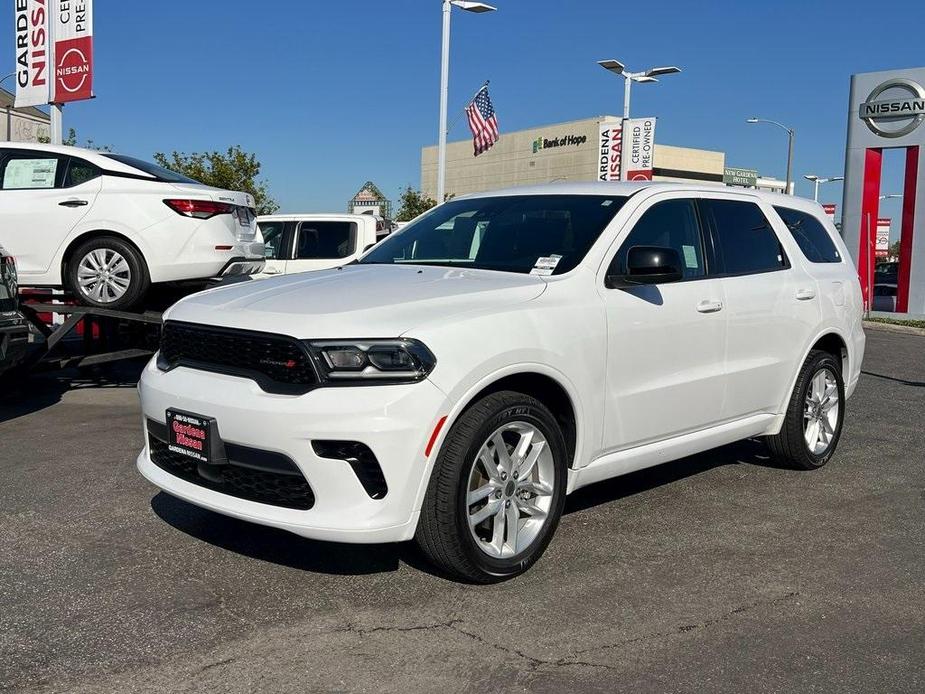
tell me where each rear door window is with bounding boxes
[773,206,842,263]
[0,151,66,189]
[296,221,357,259]
[702,199,788,275]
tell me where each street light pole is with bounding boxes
[1,73,15,142]
[597,59,681,181]
[803,175,844,202]
[436,0,496,204]
[748,117,795,194]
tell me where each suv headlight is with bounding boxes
[306,339,436,383]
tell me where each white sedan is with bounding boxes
[0,143,265,309]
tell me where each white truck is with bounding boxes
[255,213,391,277]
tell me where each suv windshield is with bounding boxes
[101,154,201,184]
[360,194,627,275]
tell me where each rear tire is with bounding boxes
[766,350,845,470]
[415,391,567,583]
[66,237,149,310]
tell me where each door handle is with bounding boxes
[696,299,724,314]
[795,288,816,301]
[58,199,88,207]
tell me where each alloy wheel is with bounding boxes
[77,249,132,304]
[803,367,840,455]
[466,421,555,559]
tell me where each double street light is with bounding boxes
[803,174,844,202]
[747,117,795,195]
[596,59,682,120]
[436,0,496,204]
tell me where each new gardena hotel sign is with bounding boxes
[14,0,94,108]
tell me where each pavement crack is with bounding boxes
[332,619,464,637]
[574,590,802,656]
[197,657,236,674]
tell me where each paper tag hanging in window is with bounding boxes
[530,254,562,276]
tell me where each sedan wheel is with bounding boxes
[77,248,132,304]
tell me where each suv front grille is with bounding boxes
[158,321,317,394]
[147,432,315,510]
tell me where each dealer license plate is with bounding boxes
[166,409,214,464]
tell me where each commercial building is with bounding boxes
[421,115,784,199]
[0,88,50,143]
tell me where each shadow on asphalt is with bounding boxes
[0,361,144,424]
[151,437,783,579]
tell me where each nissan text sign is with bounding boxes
[52,0,94,103]
[14,0,50,108]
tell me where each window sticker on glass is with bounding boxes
[530,254,562,276]
[4,159,58,189]
[682,244,699,269]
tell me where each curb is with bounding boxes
[863,320,925,337]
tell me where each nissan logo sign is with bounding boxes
[859,78,925,138]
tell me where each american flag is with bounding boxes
[465,85,499,156]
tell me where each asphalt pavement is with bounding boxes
[1,329,922,693]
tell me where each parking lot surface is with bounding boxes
[1,330,923,693]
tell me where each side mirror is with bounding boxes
[606,245,684,288]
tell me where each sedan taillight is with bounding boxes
[163,199,234,219]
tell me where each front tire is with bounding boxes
[766,350,845,469]
[66,236,149,310]
[415,391,568,583]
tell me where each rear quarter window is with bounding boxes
[773,207,842,263]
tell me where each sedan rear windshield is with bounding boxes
[360,194,628,275]
[100,154,201,184]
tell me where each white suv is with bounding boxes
[0,143,265,309]
[137,182,865,582]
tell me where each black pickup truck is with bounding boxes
[0,245,30,377]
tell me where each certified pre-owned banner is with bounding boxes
[14,0,50,107]
[622,117,657,181]
[51,0,93,103]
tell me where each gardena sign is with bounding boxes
[858,78,925,138]
[532,134,587,153]
[723,167,758,187]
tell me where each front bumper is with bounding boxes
[0,316,31,374]
[136,358,449,543]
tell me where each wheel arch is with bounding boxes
[776,329,850,418]
[61,230,149,282]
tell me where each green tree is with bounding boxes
[888,240,901,258]
[153,145,279,215]
[395,186,437,222]
[39,127,112,151]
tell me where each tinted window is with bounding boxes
[361,195,628,275]
[296,221,356,259]
[64,157,101,187]
[258,221,289,259]
[773,207,841,263]
[611,199,705,280]
[703,199,787,275]
[1,152,65,189]
[101,154,201,184]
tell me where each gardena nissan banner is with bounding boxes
[597,119,623,182]
[622,117,656,181]
[51,0,93,103]
[14,0,50,107]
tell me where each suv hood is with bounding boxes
[165,264,547,338]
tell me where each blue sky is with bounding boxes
[3,0,924,229]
